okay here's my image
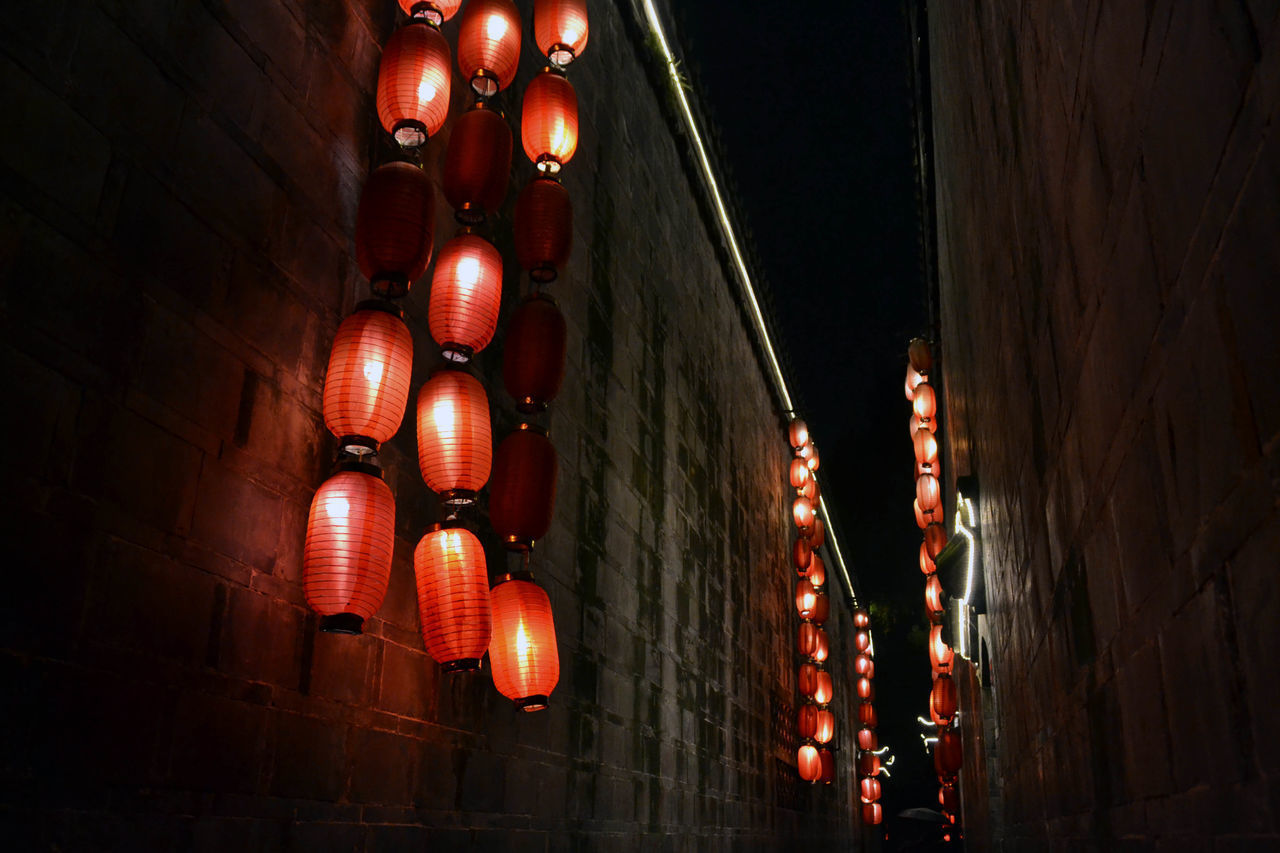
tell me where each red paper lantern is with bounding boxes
[858,702,878,728]
[416,368,492,504]
[514,177,573,283]
[457,0,521,96]
[489,574,559,710]
[789,457,811,490]
[935,727,963,775]
[818,749,835,785]
[522,69,579,175]
[810,517,825,548]
[920,541,937,575]
[792,496,814,530]
[377,21,452,148]
[917,472,940,512]
[910,411,938,436]
[925,522,948,558]
[398,0,461,24]
[814,709,834,745]
[931,674,958,724]
[798,702,818,739]
[792,536,812,574]
[323,304,414,454]
[429,233,503,363]
[925,574,945,619]
[905,363,924,400]
[857,727,878,752]
[800,474,819,504]
[788,418,809,449]
[855,653,874,677]
[795,578,817,620]
[857,677,874,701]
[914,498,929,530]
[812,629,829,664]
[442,102,512,222]
[930,624,954,674]
[806,552,825,588]
[862,802,883,825]
[811,592,830,626]
[854,630,870,652]
[939,784,959,813]
[303,462,395,633]
[909,337,933,373]
[798,663,818,698]
[356,162,436,297]
[914,426,938,469]
[913,382,937,422]
[853,608,870,629]
[503,292,567,412]
[413,524,491,671]
[797,745,821,782]
[858,751,880,777]
[806,443,821,472]
[813,671,833,705]
[797,622,819,659]
[489,425,558,551]
[860,776,882,804]
[534,0,589,65]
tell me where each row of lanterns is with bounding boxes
[905,338,963,830]
[300,0,588,712]
[787,419,838,786]
[852,607,883,826]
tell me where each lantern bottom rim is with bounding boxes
[501,535,534,553]
[393,120,428,149]
[515,695,549,712]
[441,658,482,673]
[439,489,477,506]
[338,435,379,457]
[320,613,364,634]
[515,397,549,414]
[370,273,411,300]
[441,343,474,364]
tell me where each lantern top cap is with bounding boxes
[354,298,405,319]
[492,570,536,587]
[333,457,384,479]
[515,422,550,437]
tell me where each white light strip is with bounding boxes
[953,493,977,658]
[917,716,937,728]
[639,1,857,605]
[871,746,890,755]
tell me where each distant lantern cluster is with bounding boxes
[905,337,963,830]
[852,607,883,826]
[301,0,589,713]
[787,419,838,786]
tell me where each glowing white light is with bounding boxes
[432,396,456,432]
[417,80,437,104]
[953,492,978,658]
[486,13,508,40]
[922,735,939,746]
[917,716,938,727]
[456,255,481,287]
[363,360,384,384]
[325,496,350,519]
[563,28,581,45]
[871,746,890,755]
[879,766,892,778]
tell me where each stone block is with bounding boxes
[167,691,268,794]
[219,585,303,688]
[270,712,345,801]
[378,640,433,721]
[347,728,414,805]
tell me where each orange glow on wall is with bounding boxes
[522,70,579,175]
[489,575,559,711]
[442,102,512,222]
[514,177,573,283]
[356,161,436,296]
[428,233,503,363]
[534,0,589,65]
[489,426,558,551]
[377,22,452,148]
[503,292,567,412]
[412,524,491,671]
[323,305,413,453]
[416,369,492,504]
[303,464,395,633]
[457,0,521,95]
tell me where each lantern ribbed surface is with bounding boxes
[398,0,461,22]
[798,745,821,782]
[356,162,436,294]
[443,104,513,221]
[489,577,560,710]
[514,178,573,282]
[303,467,395,625]
[377,22,452,147]
[428,233,503,361]
[457,0,521,95]
[534,0,589,65]
[490,427,559,551]
[323,307,413,448]
[917,472,941,511]
[416,369,492,501]
[413,525,492,670]
[931,674,958,723]
[503,292,568,412]
[792,536,812,574]
[521,70,579,173]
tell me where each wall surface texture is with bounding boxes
[930,0,1280,848]
[0,1,860,849]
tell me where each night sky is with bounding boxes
[672,1,938,839]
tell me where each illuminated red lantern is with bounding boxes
[413,524,491,671]
[534,0,589,65]
[913,382,937,422]
[806,553,825,588]
[428,233,503,363]
[798,440,813,462]
[811,592,830,626]
[489,574,559,710]
[905,363,924,400]
[798,703,818,739]
[925,574,945,619]
[503,292,567,412]
[800,474,819,503]
[792,536,812,574]
[812,629,829,664]
[857,751,880,777]
[920,541,937,575]
[857,677,874,701]
[323,304,414,454]
[795,579,817,620]
[910,411,938,436]
[818,749,835,785]
[925,522,948,558]
[792,496,814,530]
[853,609,870,629]
[798,663,818,698]
[857,727,877,752]
[813,709,834,745]
[862,802,883,825]
[810,517,826,548]
[860,776,882,803]
[855,653,874,677]
[930,625,954,674]
[797,745,821,782]
[356,162,436,297]
[931,674,958,724]
[909,337,933,373]
[442,102,512,223]
[416,368,492,504]
[914,498,929,530]
[489,425,558,551]
[789,457,811,490]
[854,630,870,652]
[522,69,579,175]
[377,21,452,148]
[917,473,940,512]
[858,702,878,728]
[914,426,938,469]
[303,463,395,633]
[939,784,959,813]
[457,0,521,96]
[797,622,819,658]
[806,443,821,472]
[935,727,963,775]
[813,671,833,705]
[788,418,809,449]
[398,0,461,24]
[514,177,573,283]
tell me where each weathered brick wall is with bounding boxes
[929,1,1280,848]
[0,0,858,849]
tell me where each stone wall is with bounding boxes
[929,1,1280,848]
[0,0,859,849]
